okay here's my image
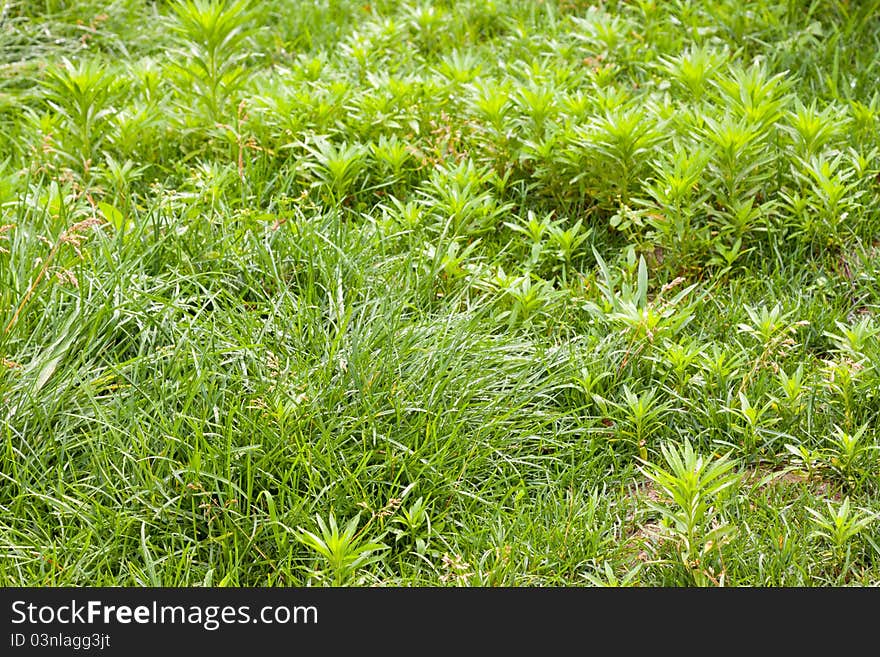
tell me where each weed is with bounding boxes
[3,0,880,588]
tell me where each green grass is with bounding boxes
[1,0,879,586]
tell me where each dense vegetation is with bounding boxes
[1,0,879,586]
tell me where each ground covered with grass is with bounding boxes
[1,0,879,586]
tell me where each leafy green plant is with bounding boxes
[5,0,880,590]
[823,317,878,357]
[659,44,727,99]
[649,337,704,391]
[701,115,774,208]
[783,99,845,157]
[712,62,791,130]
[583,561,641,587]
[640,439,740,586]
[585,248,698,343]
[484,267,561,329]
[638,145,712,267]
[42,57,125,173]
[169,0,255,123]
[771,364,809,423]
[546,218,591,282]
[391,496,437,557]
[824,424,877,492]
[571,106,666,208]
[807,496,877,576]
[504,210,553,270]
[737,303,808,391]
[419,160,512,237]
[724,390,781,458]
[616,386,671,458]
[784,442,825,482]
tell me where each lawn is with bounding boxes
[1,0,879,586]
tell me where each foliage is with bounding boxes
[1,0,879,587]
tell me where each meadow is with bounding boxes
[1,0,879,586]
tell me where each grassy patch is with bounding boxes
[1,0,879,586]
